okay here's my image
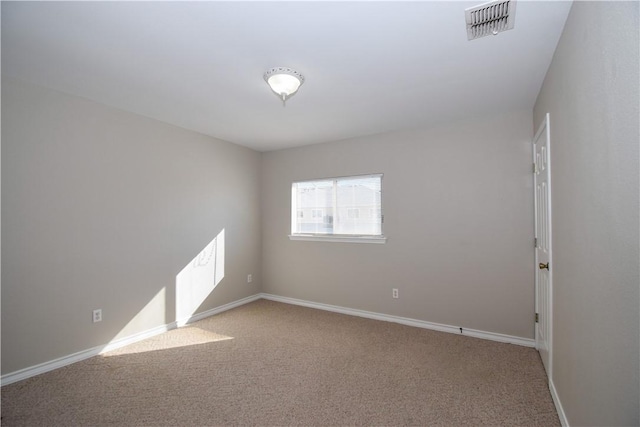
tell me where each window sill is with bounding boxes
[288,234,387,244]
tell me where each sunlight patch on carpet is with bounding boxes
[103,327,234,356]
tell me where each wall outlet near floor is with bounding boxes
[392,288,399,299]
[247,274,253,283]
[92,309,102,323]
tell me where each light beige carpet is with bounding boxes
[1,300,559,426]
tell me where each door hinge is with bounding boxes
[533,163,537,173]
[535,313,539,323]
[381,215,384,224]
[534,237,538,248]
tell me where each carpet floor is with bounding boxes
[1,299,559,426]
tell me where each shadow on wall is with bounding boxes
[110,229,226,343]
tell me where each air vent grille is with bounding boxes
[465,0,516,40]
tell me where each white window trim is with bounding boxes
[289,234,387,244]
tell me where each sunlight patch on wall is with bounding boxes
[111,287,167,342]
[103,326,233,357]
[175,229,225,326]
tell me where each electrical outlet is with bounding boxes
[392,288,399,299]
[92,309,102,323]
[247,274,253,283]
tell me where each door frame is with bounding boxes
[533,113,553,379]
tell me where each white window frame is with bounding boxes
[289,173,386,244]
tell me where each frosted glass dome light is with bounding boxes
[264,67,305,106]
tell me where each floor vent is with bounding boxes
[465,0,516,41]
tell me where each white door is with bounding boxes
[533,113,552,376]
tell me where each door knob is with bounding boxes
[539,262,549,270]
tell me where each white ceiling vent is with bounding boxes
[465,0,516,41]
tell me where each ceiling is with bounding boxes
[2,1,572,152]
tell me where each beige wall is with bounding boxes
[262,110,535,339]
[534,2,639,425]
[2,77,262,374]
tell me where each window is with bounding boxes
[290,174,385,243]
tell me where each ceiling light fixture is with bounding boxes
[263,67,305,106]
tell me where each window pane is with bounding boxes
[293,180,334,234]
[335,176,381,235]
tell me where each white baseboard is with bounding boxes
[2,292,535,387]
[549,377,569,426]
[175,293,262,327]
[1,293,262,387]
[101,322,178,354]
[1,343,106,387]
[260,293,535,348]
